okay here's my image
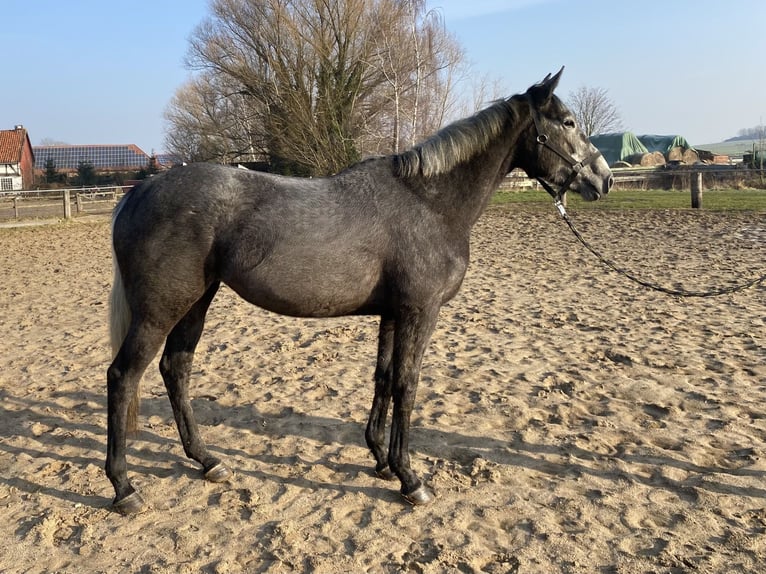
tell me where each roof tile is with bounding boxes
[0,128,26,164]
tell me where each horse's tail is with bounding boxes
[109,199,139,432]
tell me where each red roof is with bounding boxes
[0,127,29,164]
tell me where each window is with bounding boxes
[0,177,13,191]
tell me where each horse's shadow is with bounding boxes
[2,386,765,512]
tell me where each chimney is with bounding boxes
[14,125,23,130]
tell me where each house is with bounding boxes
[0,125,35,191]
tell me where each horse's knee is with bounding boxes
[159,353,182,380]
[106,361,125,389]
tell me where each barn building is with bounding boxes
[33,144,152,173]
[0,125,35,191]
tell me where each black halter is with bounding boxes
[527,97,603,207]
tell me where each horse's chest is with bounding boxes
[440,255,469,303]
[397,247,468,304]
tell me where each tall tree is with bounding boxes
[566,85,623,136]
[44,159,59,185]
[366,2,463,154]
[167,0,463,175]
[76,160,96,187]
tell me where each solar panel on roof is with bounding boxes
[32,145,150,170]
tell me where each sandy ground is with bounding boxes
[0,206,764,574]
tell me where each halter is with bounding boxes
[527,97,603,213]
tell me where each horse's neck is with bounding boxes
[430,127,521,231]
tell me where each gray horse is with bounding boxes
[106,68,613,514]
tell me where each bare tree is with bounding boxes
[166,0,464,174]
[453,72,507,119]
[38,138,71,146]
[737,124,766,140]
[164,72,264,163]
[362,1,462,154]
[566,85,623,136]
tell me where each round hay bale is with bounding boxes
[667,146,685,162]
[624,153,646,166]
[626,152,666,167]
[646,151,666,166]
[682,148,699,164]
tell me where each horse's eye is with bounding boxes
[563,118,576,129]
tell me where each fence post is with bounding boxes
[13,197,19,219]
[691,172,703,209]
[76,193,83,214]
[63,189,72,219]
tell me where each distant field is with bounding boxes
[492,188,766,212]
[694,138,761,157]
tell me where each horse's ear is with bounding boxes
[527,66,564,105]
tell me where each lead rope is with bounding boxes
[550,197,766,298]
[527,95,764,298]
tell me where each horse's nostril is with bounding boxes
[607,175,614,191]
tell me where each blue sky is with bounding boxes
[2,0,763,153]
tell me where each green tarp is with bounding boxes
[590,133,696,165]
[637,135,695,154]
[589,132,648,166]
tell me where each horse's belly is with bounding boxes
[227,261,382,318]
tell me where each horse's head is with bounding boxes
[518,68,613,202]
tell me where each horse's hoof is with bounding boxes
[113,492,145,515]
[204,462,233,483]
[375,465,397,481]
[402,485,434,506]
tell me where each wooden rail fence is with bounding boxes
[1,168,764,222]
[0,186,130,222]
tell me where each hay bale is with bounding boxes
[625,151,666,167]
[667,146,685,162]
[624,153,646,166]
[647,151,666,166]
[611,160,632,168]
[682,149,699,164]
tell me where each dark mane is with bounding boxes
[394,97,519,179]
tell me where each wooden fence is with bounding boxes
[499,167,765,192]
[0,186,130,222]
[1,167,764,222]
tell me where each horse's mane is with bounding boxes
[394,97,520,179]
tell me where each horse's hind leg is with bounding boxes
[107,322,168,514]
[365,316,396,480]
[159,282,232,482]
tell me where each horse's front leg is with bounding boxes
[388,304,439,505]
[365,316,396,480]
